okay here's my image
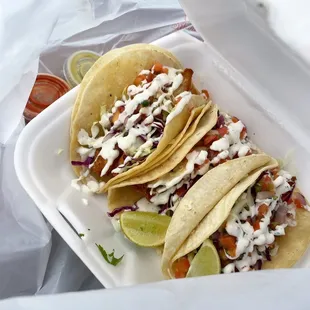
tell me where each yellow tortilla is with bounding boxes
[108,186,144,212]
[161,154,271,277]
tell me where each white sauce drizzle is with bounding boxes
[166,91,192,124]
[209,113,252,165]
[148,149,209,207]
[222,170,293,273]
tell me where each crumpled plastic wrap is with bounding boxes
[0,0,190,298]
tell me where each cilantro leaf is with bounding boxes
[95,244,124,266]
[141,100,151,107]
[79,233,85,237]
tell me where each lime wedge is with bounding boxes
[186,239,221,278]
[120,211,171,247]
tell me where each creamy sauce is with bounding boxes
[209,113,252,164]
[166,92,192,124]
[71,176,104,193]
[136,197,159,213]
[148,149,209,207]
[211,150,229,165]
[210,138,230,152]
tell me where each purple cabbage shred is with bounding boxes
[71,156,94,166]
[107,204,139,217]
[216,114,225,128]
[139,135,147,142]
[265,247,272,261]
[253,260,262,270]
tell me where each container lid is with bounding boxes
[63,50,100,88]
[180,0,310,138]
[23,73,70,122]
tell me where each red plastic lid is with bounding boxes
[24,73,70,123]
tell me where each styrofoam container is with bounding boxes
[15,2,310,288]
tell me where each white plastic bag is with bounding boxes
[0,0,63,144]
[0,0,186,298]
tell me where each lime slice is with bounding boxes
[186,239,221,278]
[120,211,171,247]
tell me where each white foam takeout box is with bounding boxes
[15,0,310,288]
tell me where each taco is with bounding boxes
[70,44,211,193]
[164,158,310,278]
[107,109,264,213]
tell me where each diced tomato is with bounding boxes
[111,106,125,124]
[219,235,236,257]
[218,126,229,137]
[175,185,188,198]
[173,257,190,279]
[203,134,218,146]
[201,89,210,99]
[195,138,205,147]
[258,204,269,217]
[291,191,307,209]
[208,149,219,161]
[162,67,169,74]
[240,126,247,140]
[253,219,261,231]
[134,74,147,86]
[146,72,155,82]
[257,174,275,193]
[153,62,164,74]
[231,116,239,123]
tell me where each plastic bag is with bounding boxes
[0,0,187,298]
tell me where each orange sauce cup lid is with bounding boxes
[24,73,70,122]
